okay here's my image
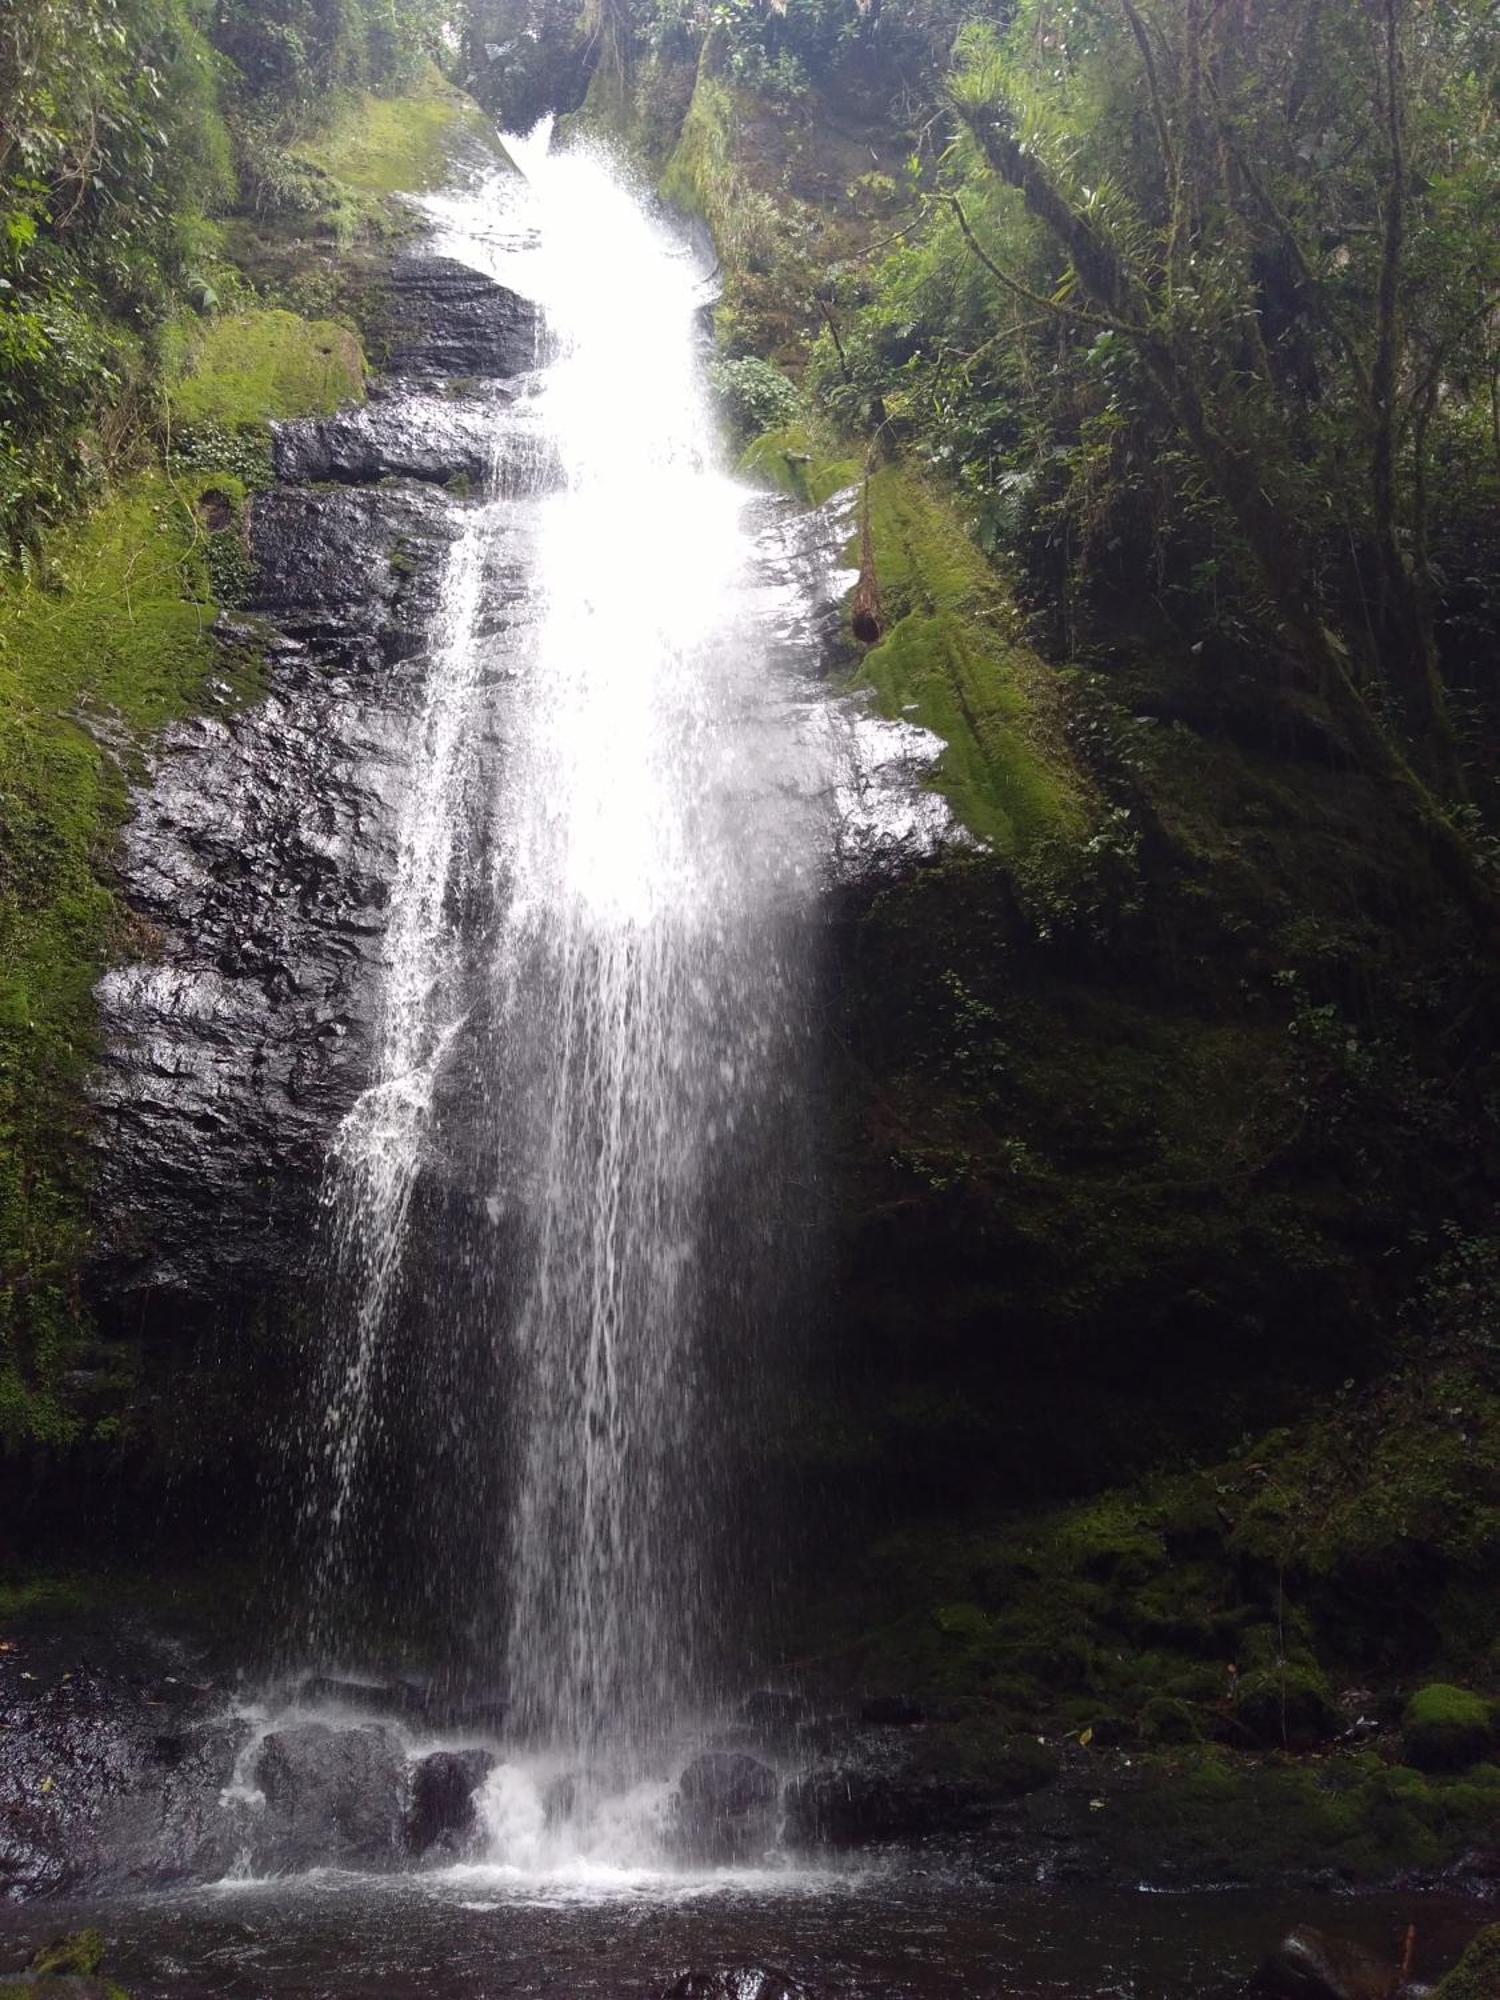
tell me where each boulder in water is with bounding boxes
[406,1747,494,1855]
[1246,1925,1404,1999]
[673,1752,779,1862]
[254,1721,408,1869]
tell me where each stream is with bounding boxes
[0,1874,1483,1996]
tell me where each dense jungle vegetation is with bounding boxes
[4,0,1500,1863]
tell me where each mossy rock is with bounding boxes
[1434,1925,1500,1998]
[1402,1684,1495,1771]
[167,308,365,429]
[289,68,507,197]
[28,1935,105,1978]
[918,1719,1061,1796]
[0,1930,130,1999]
[1230,1667,1341,1750]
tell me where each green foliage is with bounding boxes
[707,353,799,440]
[854,464,1094,854]
[0,0,456,559]
[286,68,505,199]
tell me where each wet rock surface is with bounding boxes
[0,1626,239,1899]
[673,1752,779,1863]
[254,1720,409,1869]
[0,1626,513,1897]
[89,243,536,1311]
[406,1747,494,1855]
[272,389,507,491]
[660,1974,814,2000]
[381,254,539,381]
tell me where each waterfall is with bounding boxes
[300,125,822,1774]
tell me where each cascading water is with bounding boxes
[298,121,826,1831]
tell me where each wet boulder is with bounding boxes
[253,1721,408,1869]
[1246,1925,1403,1999]
[0,1640,236,1899]
[382,255,539,381]
[673,1752,779,1862]
[406,1748,494,1855]
[273,393,501,491]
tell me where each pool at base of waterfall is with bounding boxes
[0,1876,1482,1997]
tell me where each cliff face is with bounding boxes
[90,264,537,1312]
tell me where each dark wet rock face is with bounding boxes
[0,1632,242,1899]
[272,391,507,491]
[673,1752,780,1863]
[406,1747,494,1855]
[89,247,536,1313]
[382,254,539,381]
[254,1721,408,1869]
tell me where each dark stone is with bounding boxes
[381,255,539,381]
[406,1748,494,1855]
[781,1739,1005,1849]
[739,1689,809,1732]
[859,1695,924,1727]
[673,1752,779,1863]
[659,1973,813,2000]
[253,1720,408,1869]
[89,477,463,1307]
[273,394,503,491]
[0,1636,243,1898]
[1247,1925,1403,2000]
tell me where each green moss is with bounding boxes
[1403,1684,1496,1771]
[1434,1925,1500,1998]
[292,67,510,198]
[660,55,778,274]
[738,425,859,506]
[27,1933,106,1977]
[854,466,1091,851]
[1230,1665,1341,1750]
[0,473,260,1445]
[166,308,365,429]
